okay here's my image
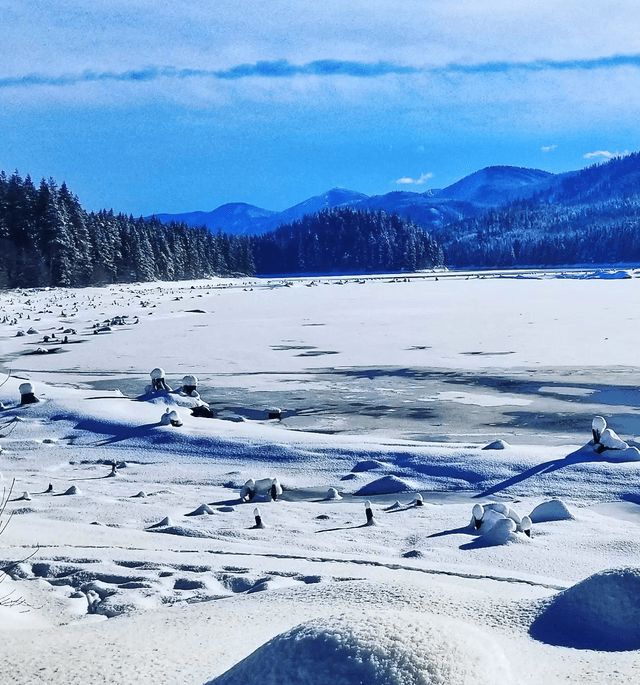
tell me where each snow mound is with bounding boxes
[480,517,518,545]
[530,568,640,650]
[186,503,215,516]
[482,439,509,450]
[356,475,412,496]
[324,487,342,500]
[207,613,512,685]
[529,499,574,523]
[147,516,173,528]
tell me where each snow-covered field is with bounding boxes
[1,270,640,684]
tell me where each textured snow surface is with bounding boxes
[208,613,512,685]
[2,275,640,685]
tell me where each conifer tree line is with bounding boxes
[437,152,640,268]
[0,172,444,287]
[0,171,254,288]
[250,207,444,275]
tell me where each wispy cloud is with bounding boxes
[0,61,419,90]
[583,149,629,159]
[3,53,640,91]
[396,172,433,186]
[541,144,557,152]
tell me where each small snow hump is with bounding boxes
[530,567,640,650]
[482,439,509,450]
[324,487,342,501]
[148,516,173,528]
[205,612,512,685]
[529,499,574,523]
[356,475,412,496]
[60,485,80,496]
[186,503,215,516]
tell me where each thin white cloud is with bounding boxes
[395,172,433,185]
[583,149,629,159]
[541,144,557,152]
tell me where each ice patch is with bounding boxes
[420,391,531,407]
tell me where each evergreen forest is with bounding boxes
[0,172,254,288]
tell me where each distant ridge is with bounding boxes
[149,165,559,236]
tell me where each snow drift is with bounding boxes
[530,567,640,650]
[206,613,512,685]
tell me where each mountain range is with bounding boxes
[149,165,564,236]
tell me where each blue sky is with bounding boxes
[2,0,640,215]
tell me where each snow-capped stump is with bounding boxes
[592,415,606,444]
[267,406,282,420]
[240,477,282,502]
[471,502,522,531]
[529,499,574,523]
[481,517,517,545]
[191,404,215,418]
[240,478,256,502]
[414,493,424,507]
[150,367,170,391]
[205,613,513,685]
[160,408,183,427]
[364,500,376,525]
[253,507,264,529]
[132,491,148,498]
[186,503,215,516]
[26,327,39,335]
[356,475,412,496]
[19,381,38,404]
[15,329,25,337]
[530,567,640,650]
[517,515,532,537]
[60,485,80,496]
[324,487,342,501]
[181,374,199,396]
[482,439,510,450]
[17,491,32,501]
[599,427,628,450]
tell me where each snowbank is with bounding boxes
[530,567,640,650]
[207,613,512,685]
